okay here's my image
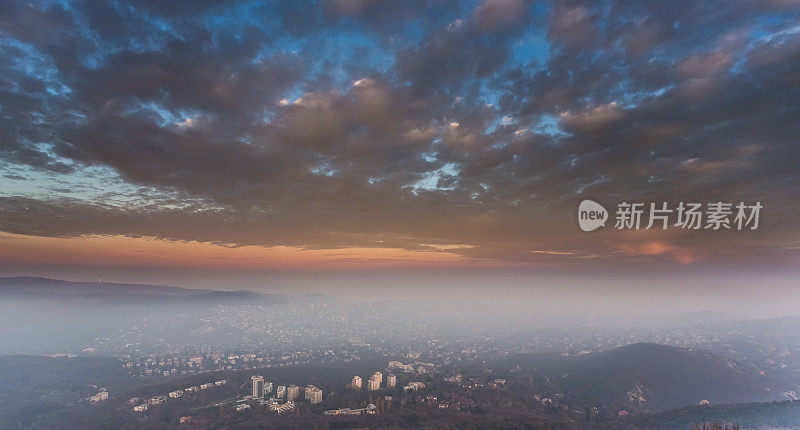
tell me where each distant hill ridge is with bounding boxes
[629,398,800,428]
[553,342,795,412]
[0,277,297,304]
[0,276,207,296]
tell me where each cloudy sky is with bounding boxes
[0,0,798,294]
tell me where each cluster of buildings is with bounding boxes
[350,370,397,391]
[388,360,435,374]
[269,401,295,414]
[250,375,323,411]
[403,381,426,391]
[88,390,109,404]
[324,404,377,415]
[367,372,382,391]
[348,361,434,394]
[488,378,506,389]
[130,379,227,412]
[388,360,415,372]
[305,385,323,404]
[121,354,208,378]
[444,374,463,384]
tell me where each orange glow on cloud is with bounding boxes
[615,240,697,265]
[0,232,481,270]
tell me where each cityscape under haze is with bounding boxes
[1,0,799,429]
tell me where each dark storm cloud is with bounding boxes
[398,0,538,96]
[1,0,799,266]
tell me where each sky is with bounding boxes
[0,0,799,304]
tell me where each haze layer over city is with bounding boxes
[0,0,798,428]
